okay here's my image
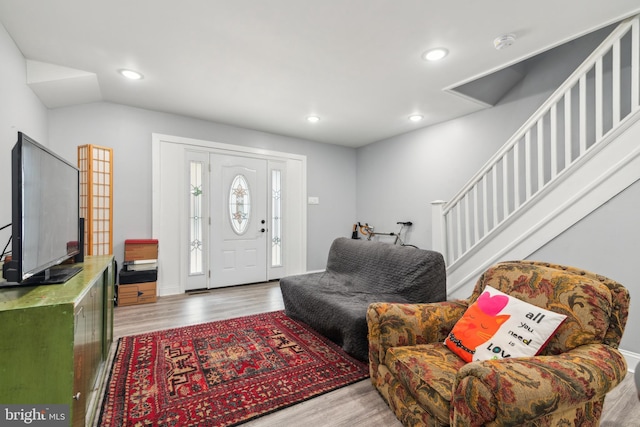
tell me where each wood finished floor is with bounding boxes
[104,281,639,427]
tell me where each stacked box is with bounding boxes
[117,239,158,306]
[119,269,157,284]
[124,239,158,261]
[116,282,157,306]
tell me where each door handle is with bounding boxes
[261,228,266,233]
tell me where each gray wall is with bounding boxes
[531,179,639,353]
[48,102,356,271]
[0,23,48,237]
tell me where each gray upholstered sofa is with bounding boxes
[280,237,446,360]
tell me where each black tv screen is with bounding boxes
[6,132,80,284]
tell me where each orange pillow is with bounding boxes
[445,286,567,362]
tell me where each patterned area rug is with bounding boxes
[98,310,369,426]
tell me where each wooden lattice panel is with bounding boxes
[78,144,113,255]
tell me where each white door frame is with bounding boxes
[151,133,307,296]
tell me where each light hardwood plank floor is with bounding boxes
[102,281,639,427]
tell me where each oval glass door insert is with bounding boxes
[229,174,251,234]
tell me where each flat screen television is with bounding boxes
[1,132,82,286]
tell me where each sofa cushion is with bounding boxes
[445,286,567,362]
[385,343,465,424]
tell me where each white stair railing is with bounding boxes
[433,14,640,268]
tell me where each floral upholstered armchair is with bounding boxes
[367,261,630,426]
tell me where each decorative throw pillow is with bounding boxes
[445,286,567,362]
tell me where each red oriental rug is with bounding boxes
[98,310,369,426]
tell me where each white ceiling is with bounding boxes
[1,1,639,147]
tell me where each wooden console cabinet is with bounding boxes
[0,255,115,427]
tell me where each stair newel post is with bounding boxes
[431,200,448,265]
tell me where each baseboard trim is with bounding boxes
[621,349,640,373]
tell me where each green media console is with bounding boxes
[0,255,115,427]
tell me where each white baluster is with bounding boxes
[550,104,558,179]
[564,89,573,169]
[525,130,532,199]
[513,140,520,208]
[595,56,603,140]
[502,155,509,220]
[537,119,544,191]
[579,74,587,154]
[482,174,489,236]
[632,18,639,110]
[612,39,621,126]
[473,184,480,244]
[492,165,498,228]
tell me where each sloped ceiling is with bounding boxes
[26,60,102,108]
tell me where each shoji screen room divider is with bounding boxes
[78,144,113,255]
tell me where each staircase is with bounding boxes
[432,14,640,298]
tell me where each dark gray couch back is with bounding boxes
[325,237,446,300]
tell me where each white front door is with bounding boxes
[152,133,307,296]
[210,154,268,287]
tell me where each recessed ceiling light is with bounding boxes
[306,115,320,123]
[422,48,449,61]
[409,114,424,122]
[118,69,144,80]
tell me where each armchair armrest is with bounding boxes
[366,301,467,379]
[451,344,628,426]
